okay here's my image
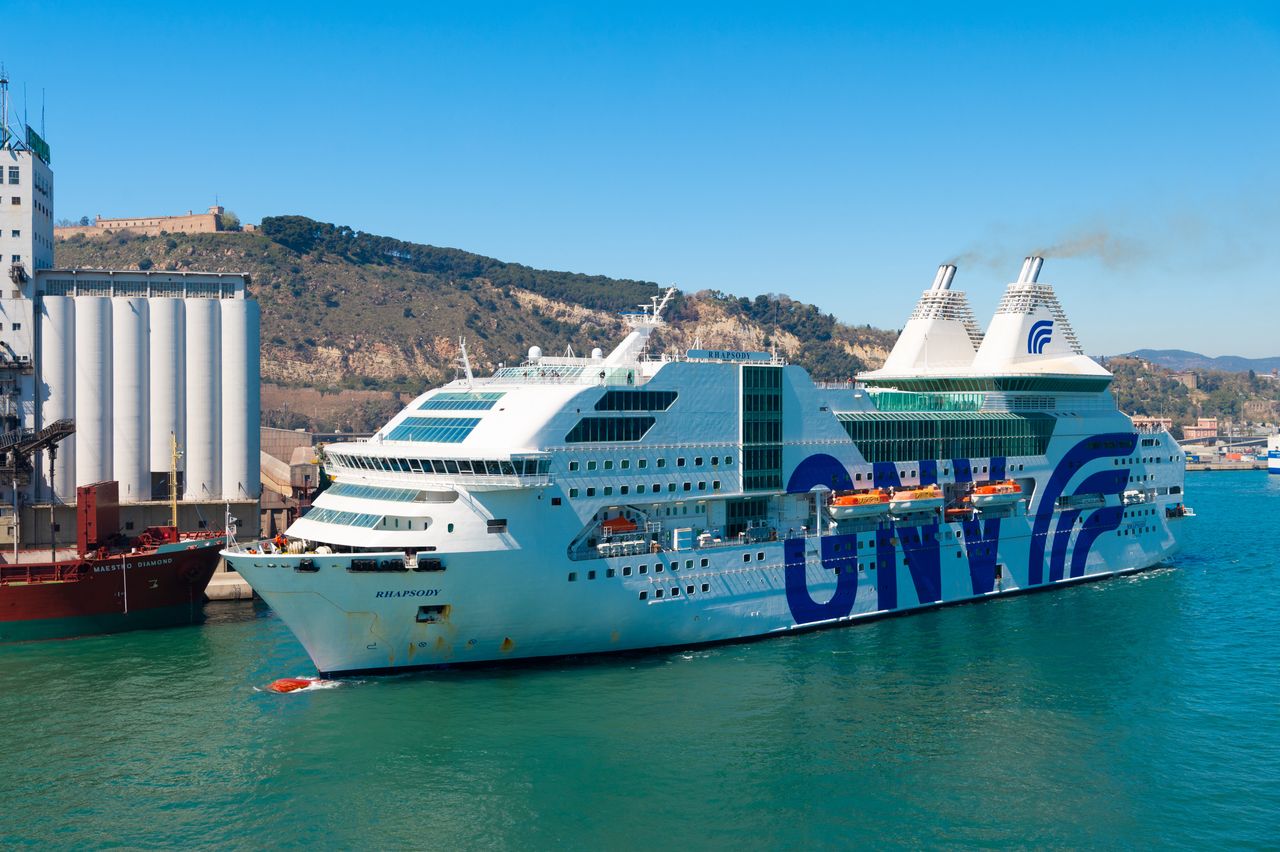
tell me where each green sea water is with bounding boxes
[3,472,1278,849]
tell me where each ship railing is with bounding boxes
[0,561,84,585]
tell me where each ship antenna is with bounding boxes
[170,432,183,529]
[458,337,475,387]
[0,66,9,149]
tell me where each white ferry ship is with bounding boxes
[225,257,1192,675]
[1269,434,1280,474]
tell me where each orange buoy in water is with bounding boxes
[268,678,313,693]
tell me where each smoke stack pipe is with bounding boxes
[931,264,957,291]
[1017,256,1045,284]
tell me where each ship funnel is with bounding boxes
[859,263,982,380]
[930,264,957,291]
[1017,256,1044,284]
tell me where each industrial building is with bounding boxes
[0,72,260,548]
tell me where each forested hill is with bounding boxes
[55,216,895,427]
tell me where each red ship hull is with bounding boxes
[0,538,224,642]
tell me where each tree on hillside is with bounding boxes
[219,210,242,231]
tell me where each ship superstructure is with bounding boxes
[226,259,1191,675]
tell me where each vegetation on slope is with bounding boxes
[1105,356,1280,433]
[56,218,895,429]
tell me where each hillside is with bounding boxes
[1104,356,1280,433]
[1125,349,1280,374]
[56,218,895,430]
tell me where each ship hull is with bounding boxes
[227,512,1185,676]
[0,539,224,642]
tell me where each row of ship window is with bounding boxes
[1115,455,1179,465]
[565,566,713,600]
[328,453,550,477]
[567,455,733,472]
[569,481,722,499]
[849,462,1025,482]
[569,557,712,580]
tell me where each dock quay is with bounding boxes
[205,567,255,601]
[1187,460,1267,471]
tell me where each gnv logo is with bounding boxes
[1027,319,1054,354]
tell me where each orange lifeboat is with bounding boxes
[601,516,638,534]
[888,484,945,513]
[828,489,891,519]
[267,678,314,693]
[968,479,1024,507]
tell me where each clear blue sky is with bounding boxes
[5,2,1277,356]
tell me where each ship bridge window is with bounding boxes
[564,416,656,443]
[594,390,678,411]
[388,417,481,443]
[327,482,455,502]
[419,391,505,411]
[303,507,383,528]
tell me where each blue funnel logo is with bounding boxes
[1027,320,1054,354]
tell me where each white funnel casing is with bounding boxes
[862,264,985,378]
[970,256,1109,378]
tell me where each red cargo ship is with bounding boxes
[0,481,224,642]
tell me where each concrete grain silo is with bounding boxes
[220,298,261,500]
[183,297,222,500]
[149,297,186,499]
[38,295,75,501]
[111,297,150,503]
[74,296,112,487]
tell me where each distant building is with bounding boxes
[55,205,230,238]
[1174,371,1198,390]
[1182,417,1219,441]
[1243,399,1277,423]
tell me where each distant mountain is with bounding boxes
[1124,349,1280,374]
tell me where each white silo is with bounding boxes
[74,296,113,486]
[39,295,76,501]
[184,298,222,500]
[149,298,186,496]
[220,298,261,500]
[111,297,150,503]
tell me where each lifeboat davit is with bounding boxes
[888,484,945,513]
[828,489,892,519]
[968,479,1023,507]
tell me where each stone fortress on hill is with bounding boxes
[54,205,256,239]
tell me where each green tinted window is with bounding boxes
[836,412,1055,462]
[741,365,783,491]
